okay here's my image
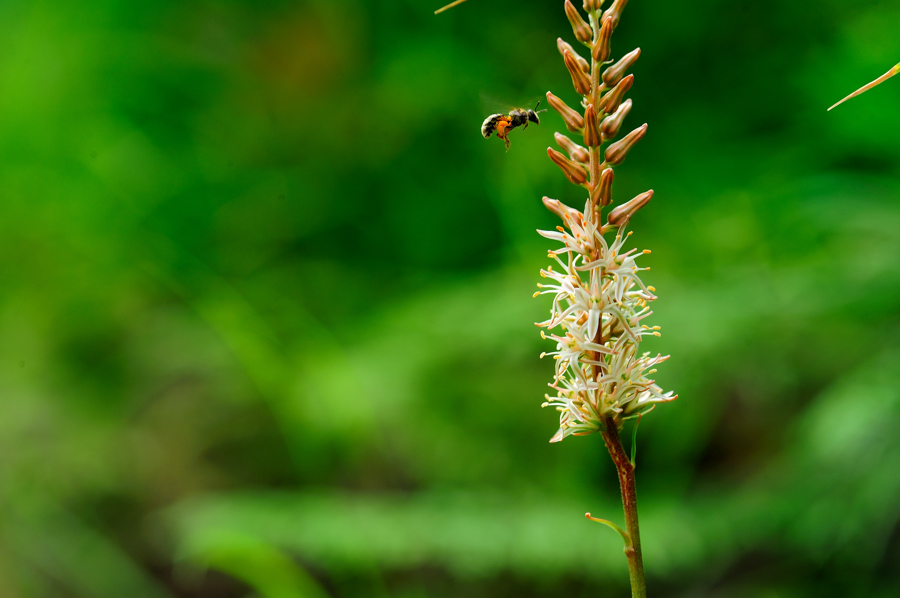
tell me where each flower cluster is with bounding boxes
[537,0,675,442]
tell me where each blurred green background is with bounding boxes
[1,0,899,596]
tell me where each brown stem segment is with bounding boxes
[602,417,647,598]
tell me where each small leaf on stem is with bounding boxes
[586,513,632,547]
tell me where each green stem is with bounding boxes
[602,417,646,598]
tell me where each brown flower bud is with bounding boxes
[603,0,630,30]
[584,0,605,12]
[564,0,593,45]
[555,132,590,164]
[543,196,581,222]
[543,196,566,219]
[600,98,632,138]
[608,189,653,226]
[546,91,585,132]
[602,47,641,88]
[564,50,591,96]
[548,147,588,185]
[592,17,614,63]
[590,167,615,209]
[604,123,647,165]
[557,38,590,74]
[583,104,602,147]
[600,74,633,114]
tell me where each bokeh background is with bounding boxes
[1,0,899,596]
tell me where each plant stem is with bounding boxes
[602,417,646,598]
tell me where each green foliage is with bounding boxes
[1,0,900,596]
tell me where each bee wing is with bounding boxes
[479,92,517,115]
[480,92,544,114]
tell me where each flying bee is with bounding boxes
[481,101,547,151]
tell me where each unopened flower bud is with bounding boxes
[602,47,641,88]
[555,132,590,163]
[583,104,602,147]
[564,50,591,96]
[603,0,629,30]
[542,196,566,219]
[583,0,605,12]
[548,147,588,185]
[546,91,585,132]
[601,98,632,138]
[590,167,615,209]
[564,0,593,45]
[604,123,647,165]
[592,16,613,63]
[608,189,653,226]
[542,196,581,222]
[557,38,590,74]
[601,74,633,114]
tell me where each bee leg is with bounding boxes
[504,134,511,151]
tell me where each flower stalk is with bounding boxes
[537,1,675,595]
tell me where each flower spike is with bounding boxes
[537,4,672,594]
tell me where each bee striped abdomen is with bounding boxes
[481,113,505,138]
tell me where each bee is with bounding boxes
[481,101,547,151]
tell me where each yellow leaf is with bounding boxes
[828,63,900,111]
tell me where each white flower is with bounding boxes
[536,198,675,443]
